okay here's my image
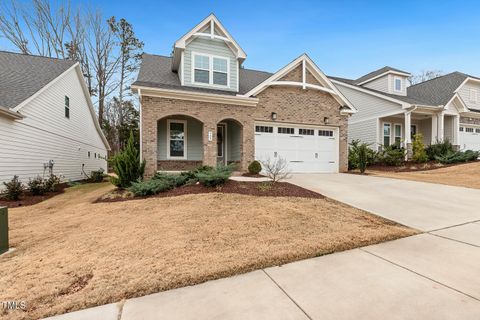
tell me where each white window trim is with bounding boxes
[167,119,187,160]
[393,76,403,93]
[469,89,478,103]
[191,51,230,88]
[383,122,392,146]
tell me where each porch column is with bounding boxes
[404,111,412,159]
[453,115,460,146]
[431,114,438,143]
[203,121,217,167]
[438,111,445,141]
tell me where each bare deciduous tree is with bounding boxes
[260,157,291,183]
[408,70,444,85]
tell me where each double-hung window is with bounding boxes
[65,96,70,119]
[383,123,391,146]
[168,120,187,159]
[194,55,210,84]
[394,124,402,146]
[394,77,402,92]
[193,53,229,87]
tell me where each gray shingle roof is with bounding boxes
[330,76,427,105]
[0,51,76,109]
[406,72,470,106]
[355,66,411,84]
[133,54,272,95]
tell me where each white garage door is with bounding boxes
[254,122,339,173]
[459,126,480,151]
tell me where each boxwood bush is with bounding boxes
[248,160,262,175]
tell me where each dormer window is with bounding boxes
[394,77,402,92]
[193,52,229,87]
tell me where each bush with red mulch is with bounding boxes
[0,183,69,208]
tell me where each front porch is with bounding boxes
[379,109,460,157]
[155,115,244,172]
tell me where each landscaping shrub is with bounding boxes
[28,176,47,195]
[248,160,262,175]
[44,174,61,192]
[128,179,173,196]
[412,133,428,163]
[435,150,480,164]
[348,140,376,171]
[426,140,454,161]
[378,145,406,166]
[260,157,291,183]
[3,175,24,200]
[110,131,146,189]
[195,165,234,187]
[180,165,214,181]
[152,172,189,187]
[90,169,105,183]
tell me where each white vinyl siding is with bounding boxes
[183,37,238,92]
[458,81,480,111]
[335,83,402,122]
[0,68,107,188]
[362,75,389,93]
[347,118,378,147]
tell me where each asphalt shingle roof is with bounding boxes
[355,66,411,84]
[0,51,76,109]
[133,54,272,95]
[329,76,427,105]
[406,72,471,106]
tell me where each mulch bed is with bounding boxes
[96,180,324,203]
[352,160,480,173]
[0,183,69,208]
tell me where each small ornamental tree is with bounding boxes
[110,131,145,189]
[412,133,428,163]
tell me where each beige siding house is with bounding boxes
[331,67,480,155]
[0,51,109,188]
[132,14,356,177]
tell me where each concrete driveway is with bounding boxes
[288,173,480,231]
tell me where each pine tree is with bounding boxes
[110,131,145,188]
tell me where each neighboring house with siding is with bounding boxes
[0,51,109,188]
[331,67,480,156]
[132,14,356,177]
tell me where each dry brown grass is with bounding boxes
[369,161,480,189]
[0,182,416,320]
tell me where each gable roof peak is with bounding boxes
[171,13,246,71]
[355,66,411,85]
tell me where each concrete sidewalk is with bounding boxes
[46,226,480,320]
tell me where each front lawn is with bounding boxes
[0,182,416,320]
[368,161,480,189]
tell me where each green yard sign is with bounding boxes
[0,207,8,254]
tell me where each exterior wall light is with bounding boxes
[324,117,329,124]
[271,112,277,120]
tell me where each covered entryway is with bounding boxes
[459,125,480,151]
[216,119,243,167]
[254,122,339,173]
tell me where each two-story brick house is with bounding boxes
[132,14,356,177]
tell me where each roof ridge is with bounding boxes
[0,50,76,63]
[143,52,172,59]
[407,71,462,89]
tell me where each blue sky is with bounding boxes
[2,0,480,78]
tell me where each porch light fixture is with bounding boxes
[271,112,277,120]
[324,117,329,125]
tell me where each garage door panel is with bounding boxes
[254,123,339,173]
[459,126,480,151]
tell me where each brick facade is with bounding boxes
[460,116,480,125]
[141,85,349,177]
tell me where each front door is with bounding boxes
[217,124,226,166]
